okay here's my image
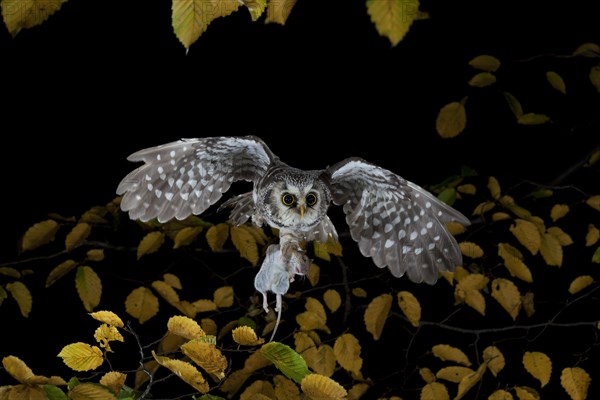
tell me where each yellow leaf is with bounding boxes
[333,333,363,376]
[457,184,477,195]
[421,382,449,400]
[455,285,486,316]
[547,226,573,246]
[497,243,533,283]
[522,291,536,317]
[586,195,600,211]
[274,374,301,400]
[447,221,467,235]
[65,223,91,252]
[1,0,67,37]
[205,223,230,252]
[241,224,269,245]
[518,113,550,125]
[459,242,484,258]
[297,310,330,334]
[488,176,501,200]
[352,287,367,297]
[436,366,475,383]
[491,278,521,320]
[323,289,341,313]
[492,212,511,222]
[68,382,117,400]
[307,262,320,287]
[397,291,421,327]
[513,386,540,400]
[431,344,471,366]
[540,233,563,267]
[549,204,569,222]
[167,315,206,340]
[584,150,600,167]
[509,219,541,255]
[468,55,501,72]
[162,273,182,290]
[181,340,228,379]
[193,298,218,312]
[468,72,497,87]
[46,259,77,287]
[75,266,102,312]
[364,293,392,340]
[5,281,32,318]
[546,71,567,94]
[504,92,524,118]
[590,66,600,93]
[86,249,105,262]
[57,342,103,372]
[231,225,259,266]
[347,382,370,400]
[137,231,165,260]
[585,224,599,246]
[171,0,240,49]
[483,346,505,377]
[366,0,419,46]
[244,0,267,21]
[419,367,436,383]
[89,310,124,328]
[301,373,347,400]
[455,362,487,400]
[472,201,495,216]
[151,280,181,308]
[0,267,20,278]
[523,351,552,388]
[302,344,336,378]
[173,226,202,249]
[232,326,265,346]
[573,42,600,57]
[294,331,317,354]
[21,219,59,252]
[94,324,124,352]
[436,101,467,138]
[488,389,514,400]
[200,318,218,336]
[264,0,297,25]
[152,351,209,393]
[213,286,234,308]
[560,367,591,400]
[2,356,34,383]
[100,371,127,396]
[568,275,594,295]
[239,380,274,399]
[125,286,159,324]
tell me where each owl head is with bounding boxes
[259,169,332,231]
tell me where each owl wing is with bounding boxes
[117,136,277,222]
[326,157,471,284]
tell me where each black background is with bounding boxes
[1,0,599,396]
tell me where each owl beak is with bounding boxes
[298,204,305,219]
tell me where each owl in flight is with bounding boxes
[117,136,470,329]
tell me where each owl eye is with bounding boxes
[306,192,318,207]
[281,193,296,206]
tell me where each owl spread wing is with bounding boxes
[117,136,277,223]
[326,157,471,284]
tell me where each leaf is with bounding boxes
[419,367,436,383]
[193,299,218,313]
[497,243,533,283]
[152,351,209,393]
[213,286,234,308]
[99,371,126,396]
[125,287,159,324]
[67,382,117,400]
[431,344,471,366]
[206,223,230,252]
[6,281,32,317]
[472,201,495,215]
[239,380,274,399]
[152,280,181,308]
[57,342,103,372]
[523,351,552,387]
[1,0,68,37]
[568,275,594,295]
[421,382,449,400]
[264,0,297,25]
[547,226,573,246]
[504,92,524,118]
[313,237,343,261]
[366,0,419,46]
[137,231,165,260]
[586,195,600,211]
[483,346,505,377]
[171,0,241,49]
[436,366,475,383]
[2,355,34,382]
[459,242,484,258]
[509,219,541,255]
[173,226,203,249]
[307,263,320,287]
[89,311,124,328]
[0,267,20,278]
[455,362,487,400]
[468,55,501,72]
[231,225,259,266]
[323,289,341,313]
[574,42,600,57]
[560,367,590,400]
[455,273,488,315]
[487,176,501,199]
[352,287,367,297]
[397,291,421,327]
[181,340,228,379]
[44,385,69,400]
[243,0,266,21]
[65,223,91,252]
[436,101,467,138]
[273,374,301,400]
[468,72,496,87]
[364,293,392,340]
[347,382,370,400]
[46,259,77,288]
[491,278,521,320]
[590,66,600,93]
[94,324,124,352]
[585,224,599,246]
[21,219,59,252]
[522,291,536,317]
[297,297,330,333]
[261,342,310,384]
[232,326,265,346]
[438,188,457,206]
[86,249,105,262]
[546,71,567,94]
[488,389,514,400]
[593,247,600,263]
[513,386,540,400]
[518,113,550,125]
[333,333,363,376]
[75,266,102,312]
[540,233,563,266]
[303,344,336,378]
[550,204,569,222]
[300,373,347,400]
[457,184,477,195]
[168,315,206,340]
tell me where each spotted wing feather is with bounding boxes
[327,157,471,284]
[117,136,277,222]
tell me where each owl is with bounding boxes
[117,136,470,326]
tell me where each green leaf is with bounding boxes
[1,0,68,37]
[546,71,566,94]
[21,219,60,252]
[468,72,496,87]
[244,0,266,21]
[468,55,501,72]
[44,385,67,400]
[437,188,457,206]
[436,101,467,138]
[592,247,600,264]
[518,113,550,125]
[366,0,420,46]
[0,285,7,306]
[260,342,310,383]
[503,91,523,118]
